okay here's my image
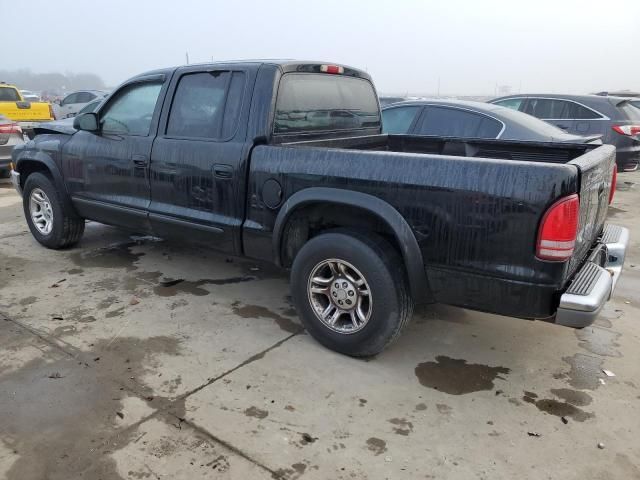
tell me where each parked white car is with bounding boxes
[53,90,108,119]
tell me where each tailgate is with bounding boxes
[0,101,53,121]
[565,144,616,280]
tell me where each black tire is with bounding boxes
[0,169,10,179]
[22,172,85,249]
[290,230,413,357]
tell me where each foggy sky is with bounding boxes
[4,0,639,95]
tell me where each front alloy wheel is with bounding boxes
[29,188,54,235]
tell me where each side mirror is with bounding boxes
[73,113,99,132]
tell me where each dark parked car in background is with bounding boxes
[490,94,640,171]
[382,99,601,143]
[0,114,24,177]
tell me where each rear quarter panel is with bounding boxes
[245,145,579,316]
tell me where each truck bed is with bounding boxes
[247,134,615,318]
[281,133,596,163]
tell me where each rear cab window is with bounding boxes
[0,87,21,102]
[274,73,380,135]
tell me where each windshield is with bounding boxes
[274,73,380,134]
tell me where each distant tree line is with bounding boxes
[0,69,106,94]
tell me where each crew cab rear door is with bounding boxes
[148,65,255,254]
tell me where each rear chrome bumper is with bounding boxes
[10,170,22,196]
[555,224,629,328]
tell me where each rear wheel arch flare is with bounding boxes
[273,187,431,303]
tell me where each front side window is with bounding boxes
[274,73,380,134]
[101,82,162,136]
[494,98,523,111]
[382,106,421,134]
[417,106,502,138]
[166,71,245,139]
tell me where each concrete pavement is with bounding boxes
[1,175,639,479]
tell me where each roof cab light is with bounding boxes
[320,64,344,74]
[612,125,640,137]
[536,194,580,262]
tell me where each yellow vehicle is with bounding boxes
[0,83,55,138]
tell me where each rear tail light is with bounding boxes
[320,64,344,74]
[609,165,617,204]
[612,125,640,137]
[0,122,22,135]
[536,194,580,261]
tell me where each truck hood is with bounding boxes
[33,118,76,136]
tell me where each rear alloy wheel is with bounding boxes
[307,258,372,334]
[291,230,413,357]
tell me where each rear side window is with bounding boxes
[417,106,502,139]
[493,98,523,111]
[101,82,162,136]
[78,100,101,114]
[525,98,602,120]
[166,71,245,139]
[382,106,421,134]
[75,92,96,103]
[0,87,21,101]
[566,102,601,119]
[274,73,380,134]
[62,93,79,105]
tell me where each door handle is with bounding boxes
[213,164,233,179]
[132,154,148,167]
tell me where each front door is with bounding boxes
[62,78,166,231]
[148,67,251,253]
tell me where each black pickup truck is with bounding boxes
[10,60,628,356]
